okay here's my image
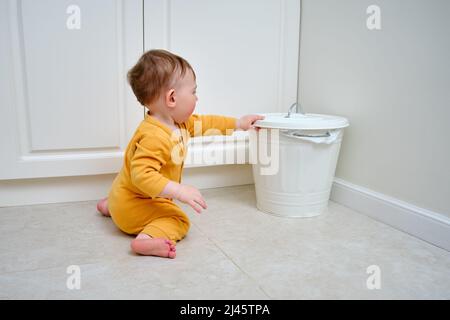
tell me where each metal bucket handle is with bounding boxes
[281,129,341,144]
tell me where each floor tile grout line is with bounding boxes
[191,222,273,299]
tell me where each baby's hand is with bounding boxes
[236,114,265,131]
[175,184,207,214]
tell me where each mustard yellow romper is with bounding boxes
[108,111,237,242]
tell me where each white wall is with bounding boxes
[298,0,450,217]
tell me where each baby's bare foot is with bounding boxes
[96,197,111,217]
[130,238,176,258]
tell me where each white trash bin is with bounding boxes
[251,113,349,218]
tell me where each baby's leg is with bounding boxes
[131,204,190,258]
[130,233,176,258]
[96,197,111,217]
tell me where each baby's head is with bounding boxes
[127,49,198,123]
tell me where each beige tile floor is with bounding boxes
[0,184,449,299]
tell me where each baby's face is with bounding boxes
[172,69,198,123]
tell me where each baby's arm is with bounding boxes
[186,114,237,137]
[130,136,207,213]
[130,136,172,198]
[186,114,265,137]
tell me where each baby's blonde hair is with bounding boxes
[127,49,196,106]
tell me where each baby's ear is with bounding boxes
[165,89,176,107]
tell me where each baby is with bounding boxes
[96,49,263,258]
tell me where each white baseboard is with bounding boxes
[0,165,254,207]
[183,164,254,189]
[331,178,450,252]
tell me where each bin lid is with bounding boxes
[254,113,349,130]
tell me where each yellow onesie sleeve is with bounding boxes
[129,135,171,198]
[186,114,237,137]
